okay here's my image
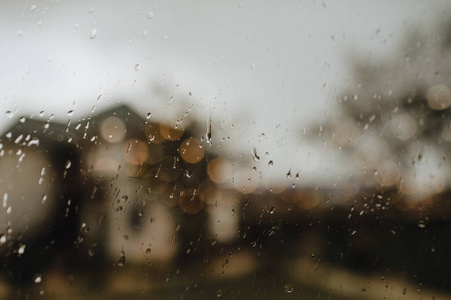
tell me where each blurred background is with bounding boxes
[1,0,451,299]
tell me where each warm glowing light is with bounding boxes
[427,84,451,110]
[264,180,288,194]
[297,191,321,210]
[144,123,165,144]
[198,180,220,205]
[179,137,205,164]
[94,157,119,171]
[389,113,417,140]
[178,188,204,214]
[374,160,400,187]
[99,117,126,143]
[207,158,232,184]
[398,169,419,195]
[123,139,148,165]
[159,123,184,141]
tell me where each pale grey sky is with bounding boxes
[1,0,450,185]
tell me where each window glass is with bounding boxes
[1,1,451,298]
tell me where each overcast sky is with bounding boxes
[1,0,450,185]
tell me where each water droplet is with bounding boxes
[269,207,275,214]
[216,289,223,297]
[30,5,37,12]
[287,169,292,178]
[251,147,260,161]
[147,11,154,19]
[117,252,125,267]
[41,195,48,203]
[284,283,294,293]
[0,234,6,244]
[418,221,426,228]
[146,248,151,254]
[65,160,72,169]
[18,244,26,255]
[34,275,42,283]
[14,134,23,144]
[19,117,26,123]
[89,28,97,39]
[135,64,140,71]
[67,110,74,116]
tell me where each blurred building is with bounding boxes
[0,105,450,292]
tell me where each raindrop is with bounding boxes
[14,134,23,144]
[41,195,48,203]
[147,11,154,19]
[19,117,26,123]
[268,160,274,166]
[67,110,74,116]
[216,289,223,298]
[18,244,26,255]
[34,275,42,284]
[269,206,275,214]
[89,28,97,39]
[287,169,292,178]
[206,115,212,144]
[135,64,140,71]
[3,193,7,208]
[145,248,151,254]
[284,283,294,293]
[65,160,72,169]
[30,5,37,12]
[0,234,6,244]
[251,147,260,161]
[418,221,426,228]
[146,112,151,119]
[117,252,126,267]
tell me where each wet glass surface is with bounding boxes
[1,1,451,299]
